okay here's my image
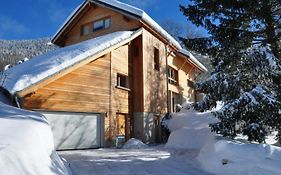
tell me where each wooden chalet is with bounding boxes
[3,0,207,149]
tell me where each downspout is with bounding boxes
[165,45,173,114]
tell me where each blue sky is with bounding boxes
[0,0,198,40]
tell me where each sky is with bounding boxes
[0,0,203,40]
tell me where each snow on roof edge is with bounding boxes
[179,49,208,72]
[5,31,139,95]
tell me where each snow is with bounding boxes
[0,102,69,175]
[198,139,281,175]
[59,147,213,175]
[166,106,281,175]
[3,31,134,95]
[122,138,148,149]
[0,101,48,123]
[165,109,218,150]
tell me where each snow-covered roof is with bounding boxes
[178,49,208,72]
[3,31,137,95]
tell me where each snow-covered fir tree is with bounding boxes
[180,0,281,142]
[0,38,57,70]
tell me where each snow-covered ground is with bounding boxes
[0,94,70,175]
[166,107,281,175]
[1,89,280,175]
[59,146,213,175]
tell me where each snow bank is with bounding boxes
[165,110,218,150]
[166,128,215,149]
[165,107,281,175]
[197,139,281,175]
[122,138,148,149]
[0,102,69,175]
[167,109,218,132]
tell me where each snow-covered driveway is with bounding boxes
[59,146,214,175]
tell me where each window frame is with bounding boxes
[80,16,111,36]
[168,66,178,85]
[80,22,91,36]
[92,17,111,32]
[116,73,130,91]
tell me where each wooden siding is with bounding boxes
[23,54,111,112]
[62,4,141,46]
[168,54,196,102]
[130,36,144,112]
[142,29,168,113]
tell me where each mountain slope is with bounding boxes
[0,38,57,70]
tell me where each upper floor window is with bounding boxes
[187,79,195,89]
[154,47,160,71]
[168,67,178,85]
[93,17,111,32]
[117,73,129,89]
[81,24,91,36]
[81,17,111,36]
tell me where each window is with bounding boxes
[81,24,90,36]
[93,17,111,32]
[117,73,129,89]
[93,20,104,32]
[81,17,111,35]
[187,79,195,89]
[168,67,178,85]
[104,18,111,29]
[154,47,160,71]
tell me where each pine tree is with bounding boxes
[180,0,281,142]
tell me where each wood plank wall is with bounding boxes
[62,5,141,46]
[168,54,196,102]
[23,54,111,112]
[142,29,168,114]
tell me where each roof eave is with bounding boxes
[176,51,208,73]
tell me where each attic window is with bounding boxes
[81,24,91,36]
[93,17,111,32]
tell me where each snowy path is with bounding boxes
[59,146,214,175]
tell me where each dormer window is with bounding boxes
[93,17,111,32]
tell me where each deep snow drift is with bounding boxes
[0,101,69,175]
[166,107,281,175]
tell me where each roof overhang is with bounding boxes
[176,50,208,73]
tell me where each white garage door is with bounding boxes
[41,111,104,150]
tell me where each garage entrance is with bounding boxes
[41,111,104,150]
